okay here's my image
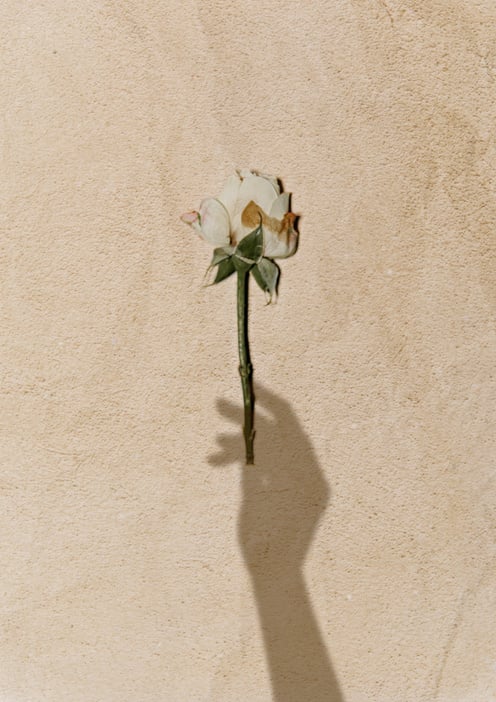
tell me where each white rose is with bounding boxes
[180,169,297,259]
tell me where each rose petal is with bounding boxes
[257,171,280,195]
[197,198,231,246]
[237,168,280,196]
[237,168,254,179]
[263,212,298,259]
[237,174,278,215]
[230,212,245,244]
[232,200,264,244]
[217,174,241,219]
[269,192,290,219]
[238,202,297,259]
[240,200,263,232]
[180,210,200,225]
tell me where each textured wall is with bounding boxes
[1,2,496,701]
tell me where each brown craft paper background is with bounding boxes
[1,2,495,701]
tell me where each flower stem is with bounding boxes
[237,269,255,465]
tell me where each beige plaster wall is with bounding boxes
[1,2,496,700]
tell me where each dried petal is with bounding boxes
[196,198,231,246]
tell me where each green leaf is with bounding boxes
[251,257,280,303]
[235,223,264,262]
[213,256,235,283]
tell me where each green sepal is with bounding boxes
[210,246,234,267]
[213,256,236,283]
[235,223,264,262]
[251,257,280,303]
[203,246,235,285]
[233,255,254,273]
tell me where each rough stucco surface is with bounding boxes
[1,2,496,701]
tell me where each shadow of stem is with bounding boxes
[210,385,345,702]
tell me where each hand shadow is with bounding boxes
[209,385,345,702]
